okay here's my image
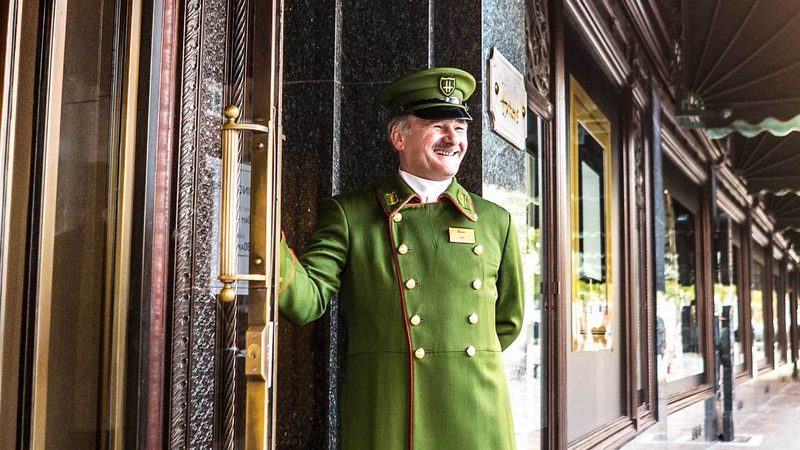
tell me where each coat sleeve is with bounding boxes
[278,198,349,325]
[495,212,524,350]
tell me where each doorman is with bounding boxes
[279,67,524,450]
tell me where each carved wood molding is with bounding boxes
[715,185,746,224]
[715,163,748,210]
[621,0,683,98]
[525,0,552,119]
[753,202,776,238]
[169,0,228,446]
[565,0,631,87]
[660,125,707,185]
[753,223,770,248]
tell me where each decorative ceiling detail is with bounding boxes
[678,0,800,136]
[762,193,800,232]
[727,133,800,194]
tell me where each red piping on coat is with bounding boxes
[439,193,477,222]
[382,197,415,450]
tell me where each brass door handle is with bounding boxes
[218,104,270,302]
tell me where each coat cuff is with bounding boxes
[278,233,297,296]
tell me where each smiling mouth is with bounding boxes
[433,148,460,156]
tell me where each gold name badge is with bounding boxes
[449,227,476,244]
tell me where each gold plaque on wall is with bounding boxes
[488,47,527,150]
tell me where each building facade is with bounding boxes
[2,0,799,449]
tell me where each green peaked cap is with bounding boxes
[378,67,476,120]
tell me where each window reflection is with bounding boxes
[732,245,745,369]
[786,292,792,363]
[570,78,612,352]
[662,193,703,382]
[493,114,544,449]
[772,274,779,362]
[751,260,767,366]
[713,219,744,371]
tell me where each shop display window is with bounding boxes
[487,114,545,449]
[662,193,703,383]
[569,77,613,352]
[751,259,767,367]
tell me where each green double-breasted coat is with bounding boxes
[279,172,524,450]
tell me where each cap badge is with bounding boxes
[385,191,399,206]
[439,77,456,96]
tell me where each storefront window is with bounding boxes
[732,246,745,369]
[787,291,793,363]
[713,217,745,372]
[570,78,612,352]
[773,274,780,362]
[751,260,767,367]
[662,193,703,383]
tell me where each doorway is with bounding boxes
[0,0,140,447]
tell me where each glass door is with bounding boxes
[13,0,140,447]
[213,0,284,448]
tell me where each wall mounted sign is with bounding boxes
[488,48,527,150]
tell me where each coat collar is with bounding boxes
[375,172,478,222]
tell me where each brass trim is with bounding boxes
[107,0,142,446]
[29,0,68,445]
[217,104,271,302]
[0,0,37,444]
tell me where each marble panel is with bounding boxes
[482,0,526,72]
[284,0,337,82]
[458,99,483,195]
[277,80,338,449]
[281,81,336,246]
[433,0,483,77]
[479,0,526,203]
[341,0,430,83]
[338,82,398,193]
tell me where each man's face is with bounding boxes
[391,115,468,181]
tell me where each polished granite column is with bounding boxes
[479,0,527,218]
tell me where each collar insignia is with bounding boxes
[457,191,470,209]
[439,77,456,96]
[385,191,399,206]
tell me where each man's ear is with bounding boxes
[390,126,405,152]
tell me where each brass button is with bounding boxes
[473,244,483,255]
[468,313,479,324]
[466,346,476,357]
[392,213,403,223]
[472,279,482,290]
[405,278,417,289]
[398,244,409,255]
[414,348,426,359]
[410,315,421,326]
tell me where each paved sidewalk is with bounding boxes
[624,380,800,449]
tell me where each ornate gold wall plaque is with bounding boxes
[488,48,527,150]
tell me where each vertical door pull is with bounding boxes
[218,104,270,302]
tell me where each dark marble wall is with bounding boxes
[481,0,526,196]
[278,1,526,448]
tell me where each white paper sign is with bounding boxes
[210,157,252,295]
[488,48,527,150]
